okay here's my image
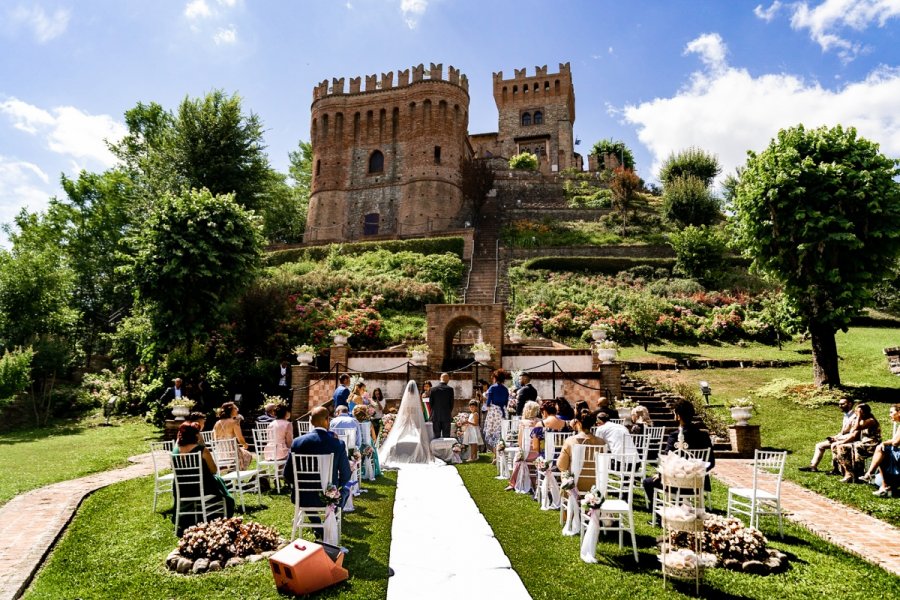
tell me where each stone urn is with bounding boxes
[509,331,523,344]
[617,406,632,423]
[333,333,348,346]
[473,350,491,363]
[172,405,190,420]
[591,328,608,342]
[596,347,617,364]
[730,406,753,426]
[410,351,428,366]
[296,352,314,366]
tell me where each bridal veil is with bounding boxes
[378,380,443,467]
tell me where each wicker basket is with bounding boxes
[662,515,704,532]
[661,561,705,580]
[661,474,704,489]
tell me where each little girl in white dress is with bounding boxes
[462,400,484,461]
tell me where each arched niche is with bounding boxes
[426,304,505,371]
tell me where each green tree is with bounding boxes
[662,175,720,227]
[669,225,726,287]
[608,167,642,237]
[590,138,635,171]
[509,151,538,171]
[733,124,900,386]
[627,293,664,351]
[659,147,721,187]
[259,141,312,244]
[461,157,495,221]
[124,187,264,352]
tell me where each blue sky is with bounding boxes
[2,0,900,233]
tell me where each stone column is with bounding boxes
[330,345,349,371]
[729,425,761,458]
[597,363,622,404]
[291,364,312,418]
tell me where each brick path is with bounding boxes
[0,454,155,600]
[713,459,900,576]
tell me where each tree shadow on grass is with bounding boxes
[0,423,87,445]
[655,350,703,362]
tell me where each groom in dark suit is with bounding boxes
[429,373,454,438]
[283,406,353,514]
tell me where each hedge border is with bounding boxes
[521,254,750,274]
[265,237,466,267]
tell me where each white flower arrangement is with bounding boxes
[533,456,547,471]
[727,397,754,409]
[560,471,576,491]
[293,344,315,355]
[496,440,506,452]
[168,397,195,409]
[580,485,604,513]
[595,339,618,349]
[406,343,430,356]
[330,328,351,337]
[470,341,496,354]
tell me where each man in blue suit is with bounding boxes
[283,406,353,523]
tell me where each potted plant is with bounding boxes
[508,329,523,343]
[331,328,351,346]
[470,342,496,363]
[595,339,618,364]
[727,397,754,426]
[590,322,611,342]
[168,397,195,420]
[293,344,316,365]
[406,343,430,365]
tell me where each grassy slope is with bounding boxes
[457,460,900,600]
[631,326,900,527]
[26,472,397,599]
[0,415,156,506]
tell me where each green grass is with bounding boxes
[619,339,810,364]
[630,326,900,527]
[25,472,397,599]
[0,415,157,506]
[457,460,900,599]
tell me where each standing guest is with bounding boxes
[161,377,188,403]
[835,403,881,483]
[332,374,351,411]
[505,400,543,490]
[597,396,619,420]
[353,405,382,478]
[861,404,900,496]
[348,381,366,413]
[276,360,292,401]
[264,404,293,461]
[799,397,857,474]
[483,369,510,449]
[213,401,252,470]
[555,397,575,421]
[172,422,234,533]
[370,387,386,435]
[256,403,277,426]
[429,373,455,439]
[557,410,606,491]
[515,373,538,417]
[462,399,484,461]
[283,406,353,527]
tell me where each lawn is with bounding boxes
[0,415,157,506]
[628,326,900,527]
[25,472,397,599]
[457,460,900,600]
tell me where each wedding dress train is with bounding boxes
[378,380,444,467]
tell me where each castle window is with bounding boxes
[363,213,379,236]
[555,79,560,94]
[544,81,550,91]
[534,83,539,92]
[368,150,384,173]
[316,160,321,175]
[513,85,518,94]
[434,146,441,164]
[521,112,531,126]
[533,111,543,125]
[523,85,529,94]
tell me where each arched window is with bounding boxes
[315,160,321,175]
[513,85,518,94]
[368,150,384,173]
[521,112,531,126]
[533,111,543,125]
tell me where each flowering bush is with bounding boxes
[178,517,282,563]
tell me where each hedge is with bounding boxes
[265,237,466,266]
[522,254,750,275]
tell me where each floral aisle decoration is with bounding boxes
[319,484,343,545]
[451,442,464,464]
[668,514,788,574]
[579,485,606,563]
[453,412,469,441]
[377,412,396,446]
[560,470,580,536]
[166,517,284,574]
[506,397,518,416]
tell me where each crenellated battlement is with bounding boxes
[492,62,570,84]
[313,62,468,101]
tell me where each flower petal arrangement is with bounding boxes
[580,485,604,513]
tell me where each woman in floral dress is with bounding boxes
[483,369,510,450]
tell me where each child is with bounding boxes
[462,400,484,462]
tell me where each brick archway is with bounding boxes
[426,304,505,370]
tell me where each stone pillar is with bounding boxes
[597,363,622,404]
[330,345,349,371]
[291,364,312,418]
[729,425,761,458]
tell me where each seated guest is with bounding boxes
[330,405,362,447]
[283,406,353,516]
[256,402,277,426]
[642,399,715,502]
[188,411,208,445]
[557,410,606,491]
[799,397,857,474]
[213,401,252,470]
[505,400,542,491]
[862,404,900,496]
[574,400,589,415]
[597,396,619,420]
[539,399,571,433]
[555,397,576,421]
[264,404,293,461]
[593,412,637,456]
[629,405,653,435]
[835,403,881,483]
[172,421,234,533]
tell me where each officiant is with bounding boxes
[429,373,454,439]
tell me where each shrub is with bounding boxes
[669,225,727,287]
[662,175,721,227]
[658,147,721,187]
[265,236,466,266]
[523,256,676,274]
[0,346,33,407]
[509,151,539,171]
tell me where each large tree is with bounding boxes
[733,124,900,386]
[591,138,635,171]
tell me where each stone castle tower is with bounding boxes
[305,63,471,242]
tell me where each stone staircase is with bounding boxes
[464,197,501,304]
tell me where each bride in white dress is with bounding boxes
[378,380,444,467]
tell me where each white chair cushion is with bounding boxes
[598,499,630,512]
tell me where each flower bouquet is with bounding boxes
[496,440,506,452]
[363,445,374,458]
[560,470,576,492]
[348,448,362,463]
[320,484,342,507]
[533,456,547,471]
[451,442,464,464]
[580,485,604,514]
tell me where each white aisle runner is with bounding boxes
[386,465,531,600]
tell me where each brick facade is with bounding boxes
[426,304,505,371]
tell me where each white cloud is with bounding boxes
[400,0,428,28]
[0,98,125,168]
[757,0,900,61]
[8,5,70,43]
[622,35,900,186]
[218,0,238,7]
[213,25,236,45]
[184,0,212,19]
[0,156,53,232]
[684,33,727,73]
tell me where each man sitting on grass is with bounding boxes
[799,397,856,474]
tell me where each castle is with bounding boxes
[305,62,582,242]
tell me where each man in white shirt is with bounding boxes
[800,398,857,474]
[593,411,637,457]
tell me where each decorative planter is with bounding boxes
[333,334,348,347]
[410,351,428,366]
[473,350,491,363]
[172,406,190,420]
[296,352,314,366]
[730,406,753,426]
[596,347,617,364]
[591,328,608,342]
[618,407,632,423]
[509,331,523,343]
